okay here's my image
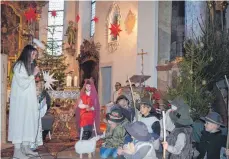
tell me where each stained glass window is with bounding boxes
[47,0,65,56]
[90,0,96,37]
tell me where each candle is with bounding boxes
[66,75,72,87]
[74,76,78,87]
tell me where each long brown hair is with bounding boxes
[13,45,37,76]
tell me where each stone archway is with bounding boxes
[76,39,101,90]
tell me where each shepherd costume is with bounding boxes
[165,98,194,159]
[135,97,161,150]
[120,121,158,159]
[100,108,128,159]
[75,78,100,140]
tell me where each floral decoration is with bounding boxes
[144,86,161,109]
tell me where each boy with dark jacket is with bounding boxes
[197,112,227,159]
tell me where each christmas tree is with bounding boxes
[166,19,229,120]
[37,17,68,90]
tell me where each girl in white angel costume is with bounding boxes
[8,45,42,158]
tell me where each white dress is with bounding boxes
[8,63,39,144]
[30,97,46,149]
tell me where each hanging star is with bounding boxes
[24,7,37,22]
[76,14,80,23]
[51,10,57,17]
[42,71,58,90]
[92,16,99,23]
[109,23,122,37]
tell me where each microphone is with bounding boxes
[33,59,37,67]
[32,60,41,81]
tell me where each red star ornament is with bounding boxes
[92,16,99,23]
[76,14,80,23]
[51,10,57,17]
[24,7,37,22]
[109,24,122,37]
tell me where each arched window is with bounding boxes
[47,0,65,55]
[106,3,121,53]
[90,0,96,37]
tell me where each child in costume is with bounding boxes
[75,78,100,140]
[133,97,161,150]
[162,98,193,159]
[100,108,128,159]
[111,95,135,122]
[197,112,227,159]
[117,121,158,159]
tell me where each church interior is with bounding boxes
[1,1,229,159]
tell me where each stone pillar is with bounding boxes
[1,54,8,144]
[136,1,158,87]
[156,1,173,92]
[158,1,172,64]
[77,1,91,56]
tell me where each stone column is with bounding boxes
[156,1,173,92]
[1,54,8,144]
[77,1,91,56]
[76,1,91,84]
[136,1,159,87]
[158,1,172,65]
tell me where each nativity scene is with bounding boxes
[1,1,229,159]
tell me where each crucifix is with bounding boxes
[137,49,147,86]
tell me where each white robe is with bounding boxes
[30,98,47,149]
[8,63,39,144]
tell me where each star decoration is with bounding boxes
[92,16,99,23]
[42,71,58,90]
[51,10,57,17]
[109,24,122,37]
[76,14,80,23]
[24,7,37,22]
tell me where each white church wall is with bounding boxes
[94,1,138,95]
[136,1,158,88]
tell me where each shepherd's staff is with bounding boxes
[162,111,166,159]
[127,76,138,121]
[225,75,229,150]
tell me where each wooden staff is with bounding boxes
[225,75,229,149]
[162,111,166,159]
[127,76,138,121]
